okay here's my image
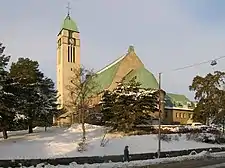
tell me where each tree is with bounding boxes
[211,89,225,132]
[189,71,225,125]
[101,90,117,125]
[9,58,57,133]
[34,77,58,131]
[101,76,158,132]
[0,43,18,139]
[66,66,99,142]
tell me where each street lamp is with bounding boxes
[156,57,221,158]
[211,60,217,66]
[157,72,162,158]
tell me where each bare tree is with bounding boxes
[66,66,99,143]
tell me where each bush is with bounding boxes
[186,133,202,142]
[186,132,225,144]
[127,130,149,136]
[160,134,172,142]
[173,135,180,141]
[151,128,173,134]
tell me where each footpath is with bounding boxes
[1,147,225,167]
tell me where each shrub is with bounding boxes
[160,134,172,142]
[126,130,149,136]
[173,135,180,141]
[151,129,173,134]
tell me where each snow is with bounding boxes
[11,151,225,168]
[0,124,224,160]
[14,114,26,120]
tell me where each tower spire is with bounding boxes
[66,1,71,17]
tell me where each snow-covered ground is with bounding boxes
[0,124,224,159]
[10,151,225,168]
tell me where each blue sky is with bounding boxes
[1,0,225,100]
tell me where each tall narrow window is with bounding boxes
[70,46,73,62]
[73,47,76,63]
[68,46,70,62]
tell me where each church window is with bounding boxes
[71,68,73,71]
[68,46,70,62]
[69,31,72,38]
[70,46,73,62]
[176,113,179,118]
[73,46,75,63]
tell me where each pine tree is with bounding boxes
[9,58,57,133]
[0,43,17,139]
[101,76,158,132]
[101,90,117,126]
[35,77,58,131]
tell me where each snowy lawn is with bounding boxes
[0,124,224,159]
[10,151,225,168]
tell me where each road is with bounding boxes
[139,157,225,168]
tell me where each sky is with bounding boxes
[1,0,225,100]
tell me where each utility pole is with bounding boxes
[157,72,162,158]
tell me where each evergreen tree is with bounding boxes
[101,90,117,126]
[0,43,17,139]
[101,76,158,132]
[9,58,57,133]
[35,77,58,131]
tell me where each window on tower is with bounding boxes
[70,46,73,62]
[73,46,76,63]
[68,46,70,62]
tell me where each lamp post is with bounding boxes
[156,58,220,158]
[157,72,162,158]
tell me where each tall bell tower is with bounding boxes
[56,5,80,110]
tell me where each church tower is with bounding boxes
[56,11,80,110]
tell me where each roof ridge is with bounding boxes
[96,53,127,74]
[167,93,186,96]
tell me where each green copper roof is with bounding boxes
[122,66,159,89]
[61,15,79,32]
[165,93,194,108]
[92,55,125,93]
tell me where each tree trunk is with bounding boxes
[81,110,86,141]
[2,127,8,139]
[28,119,33,133]
[79,111,81,124]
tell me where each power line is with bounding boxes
[161,55,225,74]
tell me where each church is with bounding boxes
[56,12,195,126]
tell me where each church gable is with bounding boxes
[107,46,144,90]
[92,46,159,93]
[92,54,125,94]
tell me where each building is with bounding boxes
[56,12,81,126]
[56,13,194,126]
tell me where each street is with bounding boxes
[139,157,225,168]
